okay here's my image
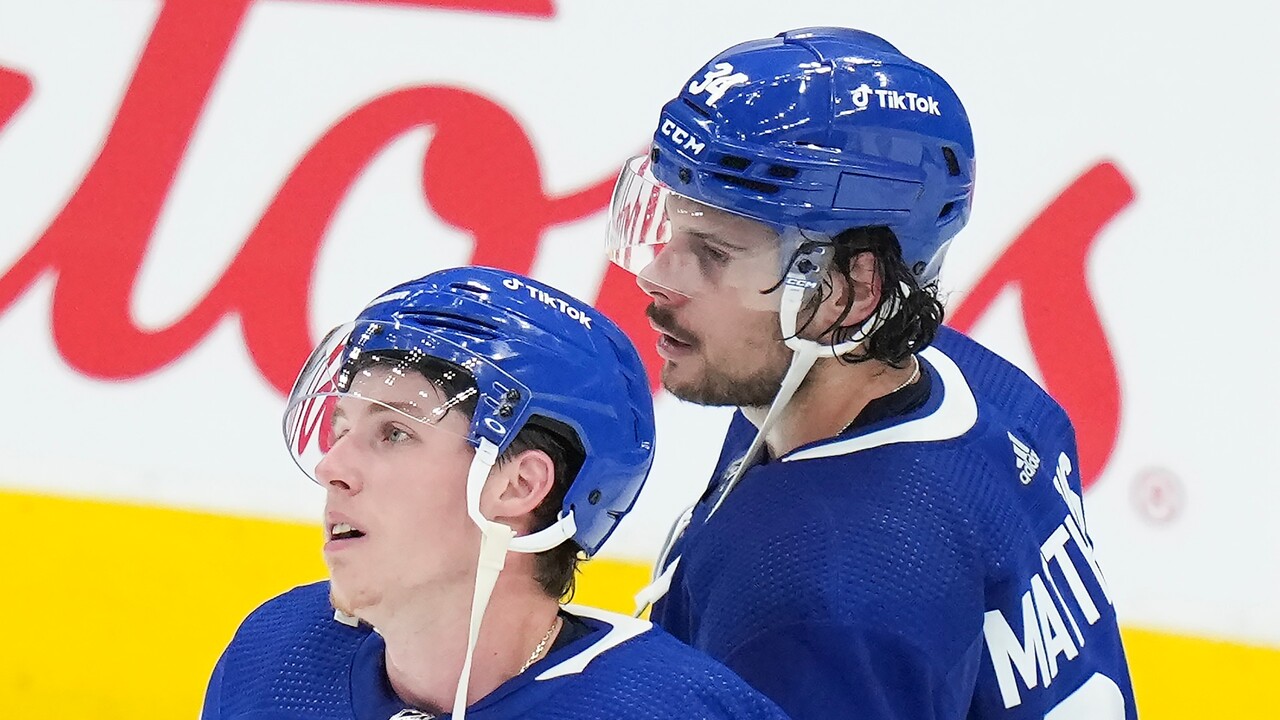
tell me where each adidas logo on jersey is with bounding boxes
[982,450,1116,711]
[390,710,436,719]
[1008,432,1041,485]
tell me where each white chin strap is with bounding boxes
[707,248,897,520]
[452,438,578,719]
[634,247,900,617]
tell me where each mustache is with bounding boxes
[646,303,696,346]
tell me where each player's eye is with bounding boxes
[694,239,731,269]
[382,423,414,444]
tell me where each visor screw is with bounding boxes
[503,389,521,403]
[678,167,692,184]
[588,489,602,505]
[498,405,514,418]
[796,259,816,274]
[650,147,660,163]
[913,261,927,275]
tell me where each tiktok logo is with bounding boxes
[0,0,1133,489]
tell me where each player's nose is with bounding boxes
[636,254,691,306]
[316,439,364,496]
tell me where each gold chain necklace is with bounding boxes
[518,616,561,674]
[389,616,563,719]
[840,355,920,435]
[886,355,920,396]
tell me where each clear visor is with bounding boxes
[607,155,820,311]
[283,322,499,484]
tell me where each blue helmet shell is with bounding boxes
[650,27,976,283]
[348,266,655,557]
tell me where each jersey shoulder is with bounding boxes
[690,331,1077,644]
[210,581,368,718]
[539,607,787,719]
[931,326,1075,443]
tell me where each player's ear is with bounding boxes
[811,251,883,334]
[481,448,555,529]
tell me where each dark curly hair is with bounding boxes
[792,226,944,367]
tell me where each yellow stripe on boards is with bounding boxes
[1124,627,1280,716]
[0,490,327,717]
[0,489,1275,718]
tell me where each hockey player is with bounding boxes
[201,267,787,720]
[607,27,1137,719]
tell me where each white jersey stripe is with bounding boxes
[783,345,978,462]
[533,605,653,681]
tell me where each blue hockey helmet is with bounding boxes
[609,27,975,293]
[283,266,656,557]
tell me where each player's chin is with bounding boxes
[660,358,700,394]
[660,377,692,403]
[328,585,357,619]
[660,362,724,405]
[325,566,373,609]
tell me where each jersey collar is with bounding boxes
[783,344,977,462]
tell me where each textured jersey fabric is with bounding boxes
[202,581,789,720]
[651,326,1137,720]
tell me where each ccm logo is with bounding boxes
[660,118,705,156]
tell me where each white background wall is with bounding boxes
[0,0,1276,656]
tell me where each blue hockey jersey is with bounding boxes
[651,327,1137,719]
[202,581,788,720]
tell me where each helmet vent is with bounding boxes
[423,311,500,338]
[718,155,752,171]
[942,146,961,176]
[681,98,711,118]
[938,201,955,219]
[712,172,779,195]
[449,281,490,297]
[794,141,840,152]
[767,165,799,179]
